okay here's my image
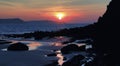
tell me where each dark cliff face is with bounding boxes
[92,0,120,65]
[97,0,120,26]
[94,0,120,54]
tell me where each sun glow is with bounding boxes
[55,12,65,20]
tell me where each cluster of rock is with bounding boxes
[61,44,85,54]
[62,55,85,66]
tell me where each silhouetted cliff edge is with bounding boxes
[93,0,120,65]
[94,0,120,54]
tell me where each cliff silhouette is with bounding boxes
[94,0,120,54]
[93,0,120,65]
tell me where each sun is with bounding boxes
[55,12,65,20]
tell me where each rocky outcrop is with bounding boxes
[62,55,85,66]
[61,44,79,54]
[7,43,29,51]
[92,0,120,66]
[79,45,86,51]
[94,0,120,53]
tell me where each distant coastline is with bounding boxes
[0,18,90,34]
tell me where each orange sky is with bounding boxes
[0,0,111,23]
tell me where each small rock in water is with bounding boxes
[63,57,67,60]
[61,44,79,54]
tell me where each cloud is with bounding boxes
[0,0,28,3]
[61,0,110,6]
[0,0,110,10]
[0,2,14,7]
[0,0,111,14]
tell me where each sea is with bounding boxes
[0,22,91,66]
[0,22,89,34]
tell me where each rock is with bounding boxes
[85,61,95,66]
[79,45,86,51]
[63,57,67,60]
[7,43,29,51]
[61,44,79,54]
[62,55,85,66]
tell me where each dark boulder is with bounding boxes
[7,43,29,51]
[85,61,96,66]
[79,45,86,51]
[63,57,67,60]
[62,55,85,66]
[61,44,79,54]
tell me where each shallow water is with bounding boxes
[0,38,88,66]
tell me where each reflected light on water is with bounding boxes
[56,50,64,66]
[10,40,19,44]
[57,54,64,66]
[1,48,7,51]
[27,42,42,50]
[77,43,86,47]
[51,42,63,46]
